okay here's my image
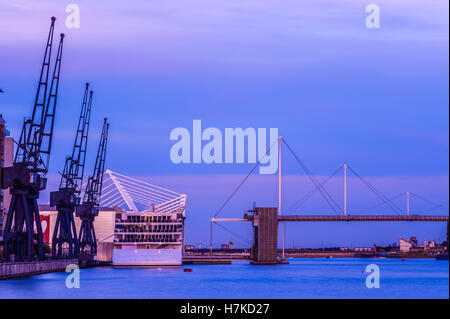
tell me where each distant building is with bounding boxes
[184,245,195,251]
[424,239,436,250]
[339,247,350,251]
[221,243,230,250]
[354,247,372,252]
[399,236,418,252]
[399,237,412,252]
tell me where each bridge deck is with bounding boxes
[212,215,449,222]
[277,215,449,222]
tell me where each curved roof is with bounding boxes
[98,169,187,215]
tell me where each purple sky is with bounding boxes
[0,0,448,247]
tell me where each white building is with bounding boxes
[399,236,412,252]
[424,239,436,250]
[39,205,116,261]
[41,170,187,266]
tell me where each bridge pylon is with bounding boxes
[248,207,278,265]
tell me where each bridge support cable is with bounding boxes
[346,166,404,215]
[209,139,278,251]
[285,165,343,214]
[212,222,253,247]
[211,139,278,220]
[362,192,406,214]
[410,193,449,213]
[427,200,449,212]
[282,139,343,215]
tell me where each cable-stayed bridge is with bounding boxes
[210,137,449,265]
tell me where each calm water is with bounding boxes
[1,258,448,299]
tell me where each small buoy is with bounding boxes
[184,268,192,272]
[401,258,406,262]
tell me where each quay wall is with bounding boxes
[0,259,78,280]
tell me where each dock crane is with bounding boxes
[50,83,93,259]
[1,17,64,261]
[76,118,109,260]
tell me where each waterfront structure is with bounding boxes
[210,139,449,265]
[0,115,6,237]
[0,115,14,240]
[113,209,184,266]
[1,258,77,280]
[213,209,449,264]
[76,118,109,260]
[354,247,372,252]
[39,205,116,261]
[50,83,93,259]
[99,170,186,266]
[250,207,278,265]
[398,236,445,254]
[424,239,436,250]
[2,18,64,261]
[399,236,413,252]
[40,203,186,265]
[40,170,187,265]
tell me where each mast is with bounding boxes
[279,136,288,263]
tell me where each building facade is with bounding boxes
[39,205,116,261]
[38,170,187,265]
[0,114,5,233]
[0,114,14,239]
[399,236,413,252]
